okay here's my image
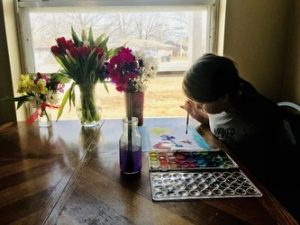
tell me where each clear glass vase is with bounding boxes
[38,109,52,127]
[76,84,101,127]
[26,102,52,127]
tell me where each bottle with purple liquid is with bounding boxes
[119,117,142,174]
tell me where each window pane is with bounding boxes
[20,6,213,119]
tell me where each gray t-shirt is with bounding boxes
[208,111,257,148]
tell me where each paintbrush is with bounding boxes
[185,112,189,134]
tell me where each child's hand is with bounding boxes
[180,100,209,125]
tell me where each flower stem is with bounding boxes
[79,84,100,125]
[44,109,50,122]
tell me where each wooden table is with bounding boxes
[0,118,298,225]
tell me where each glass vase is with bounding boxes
[38,109,52,127]
[26,102,52,127]
[76,84,101,127]
[125,92,144,126]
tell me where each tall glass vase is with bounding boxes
[76,84,101,127]
[125,92,144,126]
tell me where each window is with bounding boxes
[16,0,219,120]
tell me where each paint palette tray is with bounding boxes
[150,171,262,201]
[148,149,239,171]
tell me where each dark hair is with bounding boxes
[182,53,284,129]
[182,53,240,102]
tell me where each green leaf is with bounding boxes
[103,81,109,93]
[81,29,87,42]
[88,27,95,46]
[17,98,27,109]
[65,55,79,74]
[56,82,74,121]
[1,95,33,109]
[69,82,76,108]
[94,33,106,46]
[71,26,82,46]
[83,50,98,83]
[71,85,76,107]
[99,36,109,53]
[54,54,79,79]
[17,96,32,109]
[43,110,50,122]
[52,73,71,84]
[107,47,122,59]
[54,55,72,73]
[98,54,105,71]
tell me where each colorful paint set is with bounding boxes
[147,127,263,201]
[148,149,238,171]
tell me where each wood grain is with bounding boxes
[0,119,298,225]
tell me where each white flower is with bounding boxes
[46,90,60,105]
[143,57,158,79]
[133,50,158,92]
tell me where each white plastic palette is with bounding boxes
[150,171,262,201]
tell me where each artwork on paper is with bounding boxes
[147,127,210,151]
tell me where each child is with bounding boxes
[181,53,299,221]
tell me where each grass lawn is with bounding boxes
[58,74,187,120]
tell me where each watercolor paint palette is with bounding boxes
[148,149,239,171]
[150,171,262,201]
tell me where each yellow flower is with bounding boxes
[36,79,48,94]
[17,74,34,93]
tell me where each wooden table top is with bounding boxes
[0,118,298,225]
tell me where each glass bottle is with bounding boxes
[119,117,142,174]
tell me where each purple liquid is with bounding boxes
[120,145,142,174]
